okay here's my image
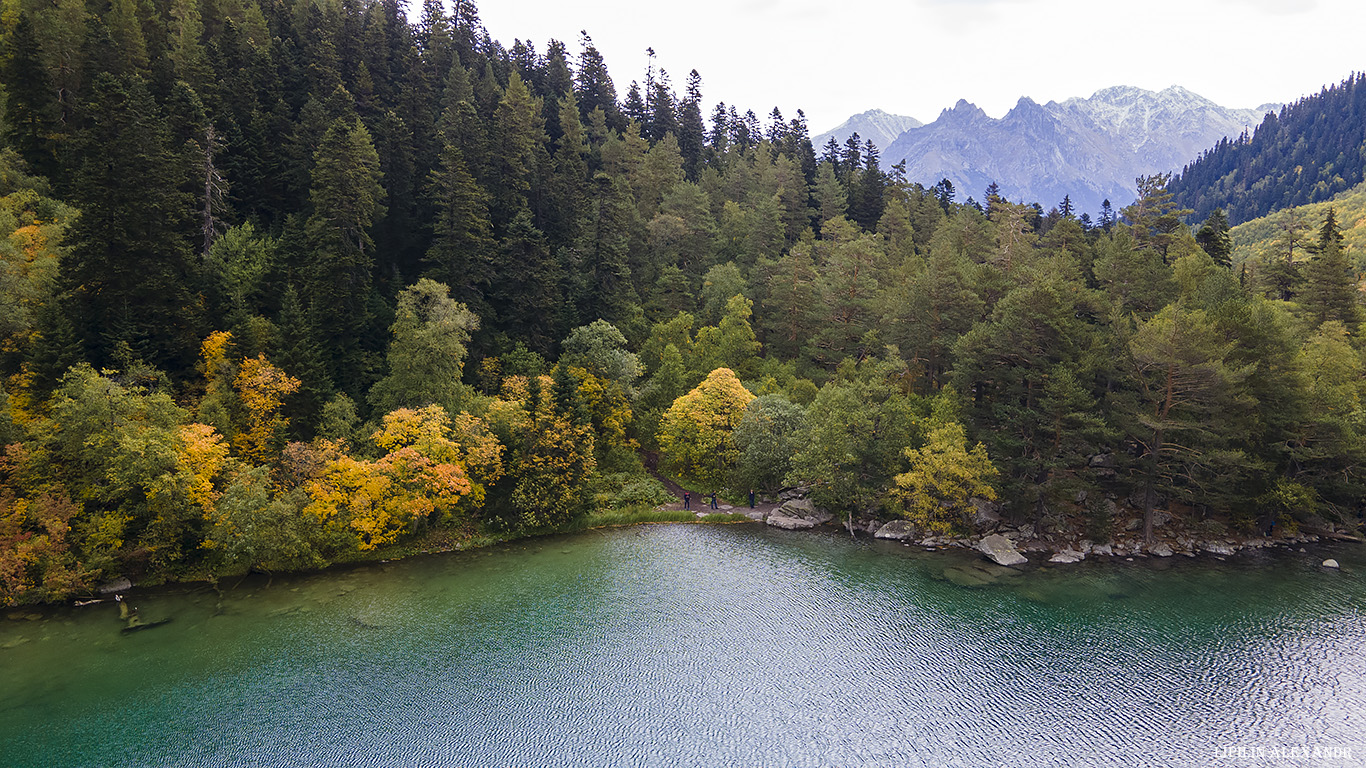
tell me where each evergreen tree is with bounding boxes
[424,141,494,316]
[1300,208,1361,331]
[63,74,200,374]
[304,116,386,392]
[3,15,60,179]
[1195,208,1233,268]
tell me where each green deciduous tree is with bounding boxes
[369,279,478,417]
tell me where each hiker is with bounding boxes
[683,492,690,510]
[710,492,718,510]
[749,489,755,508]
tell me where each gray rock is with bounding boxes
[1049,549,1085,564]
[1088,453,1116,468]
[1092,544,1114,556]
[969,497,1002,532]
[1202,541,1236,556]
[1151,543,1174,558]
[978,534,1028,567]
[776,498,834,525]
[766,514,819,530]
[874,520,918,541]
[1322,559,1340,569]
[98,577,133,594]
[1125,517,1142,532]
[744,510,765,521]
[1018,524,1036,539]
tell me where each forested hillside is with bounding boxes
[0,0,1362,605]
[1170,73,1366,224]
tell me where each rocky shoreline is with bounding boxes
[734,489,1361,569]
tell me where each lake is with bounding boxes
[1,523,1362,767]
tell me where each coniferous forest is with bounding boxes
[0,0,1363,606]
[1171,73,1366,224]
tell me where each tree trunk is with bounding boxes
[1142,429,1162,543]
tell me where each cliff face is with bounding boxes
[874,86,1277,215]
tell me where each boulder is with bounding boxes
[1322,559,1340,569]
[766,514,819,530]
[1150,543,1174,558]
[978,534,1028,567]
[874,520,918,541]
[1092,544,1114,556]
[765,498,834,530]
[1202,541,1236,556]
[1048,549,1085,564]
[98,577,133,594]
[776,498,834,524]
[969,497,1002,532]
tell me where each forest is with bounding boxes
[1171,73,1366,225]
[0,0,1363,606]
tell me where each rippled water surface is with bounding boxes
[2,524,1364,767]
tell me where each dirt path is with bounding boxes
[642,453,782,516]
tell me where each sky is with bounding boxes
[472,0,1365,134]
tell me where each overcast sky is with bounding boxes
[474,0,1363,133]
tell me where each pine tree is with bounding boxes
[424,141,494,315]
[63,74,200,375]
[1300,208,1361,331]
[1195,208,1233,268]
[3,15,60,180]
[304,116,386,390]
[678,70,706,179]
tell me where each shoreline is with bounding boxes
[8,504,1358,614]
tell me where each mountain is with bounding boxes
[876,86,1277,217]
[1170,74,1366,225]
[811,109,922,154]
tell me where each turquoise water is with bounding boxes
[1,523,1363,767]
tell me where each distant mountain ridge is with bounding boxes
[858,86,1277,216]
[811,109,922,154]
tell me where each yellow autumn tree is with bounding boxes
[658,367,754,489]
[562,365,635,453]
[196,330,240,442]
[233,354,300,464]
[892,421,998,534]
[176,423,231,516]
[304,405,502,550]
[503,375,597,528]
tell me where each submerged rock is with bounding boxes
[978,534,1027,567]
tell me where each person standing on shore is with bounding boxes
[710,492,718,510]
[749,489,755,509]
[683,492,690,510]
